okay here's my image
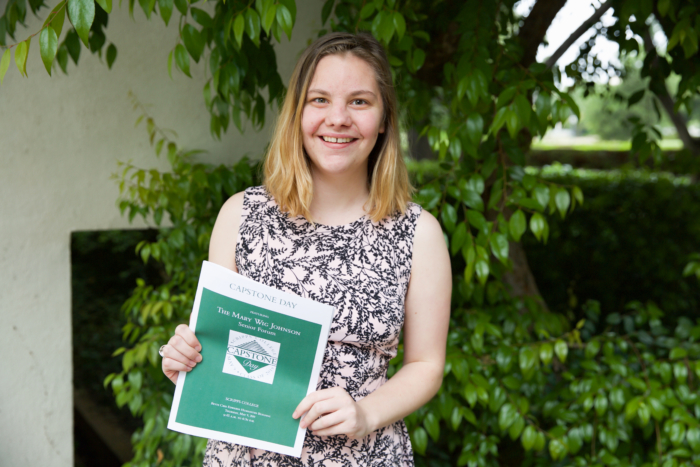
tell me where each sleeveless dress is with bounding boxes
[203,186,422,467]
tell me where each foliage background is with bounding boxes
[7,0,699,465]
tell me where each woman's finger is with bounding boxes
[307,410,344,432]
[293,389,334,420]
[163,357,193,374]
[168,334,202,363]
[175,324,202,351]
[162,343,198,367]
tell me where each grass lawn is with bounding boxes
[531,138,684,151]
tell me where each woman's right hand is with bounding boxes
[161,324,203,384]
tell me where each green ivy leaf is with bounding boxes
[263,4,277,35]
[555,188,571,218]
[14,39,30,77]
[609,387,625,411]
[95,0,112,13]
[393,12,406,40]
[509,210,526,242]
[424,412,440,442]
[182,24,204,63]
[498,403,517,431]
[548,438,567,461]
[475,259,489,285]
[233,14,245,47]
[411,427,428,455]
[529,212,545,241]
[157,0,173,26]
[670,422,686,446]
[67,0,95,47]
[40,26,59,75]
[594,394,608,416]
[190,7,213,28]
[43,2,67,38]
[441,203,457,233]
[489,233,509,264]
[687,427,700,453]
[522,425,537,451]
[539,342,553,365]
[276,4,293,40]
[0,49,10,84]
[321,0,334,24]
[509,415,524,440]
[450,222,468,256]
[554,339,568,363]
[174,43,191,77]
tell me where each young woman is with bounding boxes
[160,32,452,466]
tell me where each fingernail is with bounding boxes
[189,360,197,367]
[195,345,202,351]
[196,355,202,362]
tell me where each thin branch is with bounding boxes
[545,0,614,69]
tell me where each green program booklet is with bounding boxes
[167,261,334,457]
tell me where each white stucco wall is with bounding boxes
[0,1,321,464]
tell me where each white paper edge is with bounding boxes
[167,261,335,458]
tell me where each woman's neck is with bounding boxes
[309,169,370,226]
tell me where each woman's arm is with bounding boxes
[294,210,452,437]
[161,192,245,384]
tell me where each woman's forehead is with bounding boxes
[308,54,381,96]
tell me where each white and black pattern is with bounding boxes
[204,186,421,467]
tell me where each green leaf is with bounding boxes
[509,415,524,440]
[233,14,245,47]
[687,427,700,453]
[441,203,457,233]
[43,2,67,38]
[106,43,117,68]
[585,339,601,359]
[509,210,526,242]
[321,0,334,24]
[411,427,428,455]
[519,346,538,377]
[157,0,172,25]
[539,342,553,365]
[65,29,81,64]
[594,394,608,416]
[276,4,293,40]
[498,403,517,431]
[610,387,625,411]
[245,9,262,46]
[555,188,571,218]
[95,0,112,13]
[529,212,545,241]
[533,185,549,209]
[670,347,688,359]
[263,4,277,34]
[174,43,191,77]
[670,422,686,446]
[466,210,487,231]
[360,2,375,19]
[522,425,537,451]
[505,107,519,138]
[466,113,483,145]
[489,233,509,264]
[424,412,440,442]
[0,49,10,84]
[190,7,213,28]
[378,10,394,42]
[413,48,425,70]
[451,222,468,256]
[40,26,59,75]
[392,12,406,40]
[475,260,489,285]
[548,438,567,461]
[14,39,29,77]
[572,185,583,205]
[67,0,95,47]
[534,432,546,451]
[462,189,484,212]
[182,24,204,63]
[173,0,187,15]
[554,339,568,363]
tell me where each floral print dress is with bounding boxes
[203,186,421,467]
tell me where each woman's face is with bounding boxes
[301,53,385,181]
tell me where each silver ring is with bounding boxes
[159,345,166,357]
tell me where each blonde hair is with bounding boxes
[263,32,412,223]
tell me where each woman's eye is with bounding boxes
[312,97,327,104]
[351,99,367,105]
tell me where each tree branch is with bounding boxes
[545,0,614,69]
[642,30,700,157]
[518,0,568,67]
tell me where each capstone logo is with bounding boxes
[222,330,280,384]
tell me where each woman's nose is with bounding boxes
[325,103,351,127]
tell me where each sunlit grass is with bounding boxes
[531,139,684,151]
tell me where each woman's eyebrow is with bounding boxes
[307,89,377,98]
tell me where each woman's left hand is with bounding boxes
[293,387,373,439]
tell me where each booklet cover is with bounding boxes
[167,261,335,457]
